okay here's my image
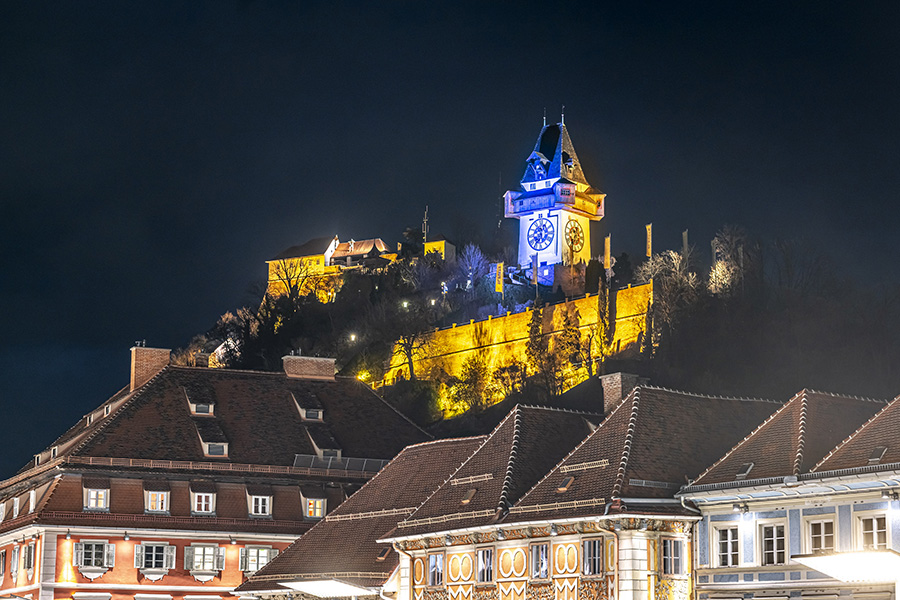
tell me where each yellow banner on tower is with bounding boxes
[495,262,504,293]
[646,223,652,257]
[604,235,611,269]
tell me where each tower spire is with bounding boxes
[561,104,565,126]
[543,107,546,127]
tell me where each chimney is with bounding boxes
[599,372,648,414]
[283,355,336,380]
[130,346,171,391]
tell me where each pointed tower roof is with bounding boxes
[691,390,886,487]
[521,122,591,187]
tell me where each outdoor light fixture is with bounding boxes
[549,524,558,536]
[882,489,899,501]
[230,537,236,545]
[349,333,356,342]
[444,535,452,545]
[732,503,749,513]
[496,529,506,541]
[65,530,71,540]
[123,532,130,541]
[402,301,408,308]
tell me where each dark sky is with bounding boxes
[3,1,900,476]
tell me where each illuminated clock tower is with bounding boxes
[504,116,605,271]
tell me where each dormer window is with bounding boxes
[143,481,170,514]
[250,495,270,516]
[203,442,228,457]
[104,405,111,417]
[51,446,58,459]
[190,481,217,515]
[300,484,326,519]
[83,477,111,511]
[304,409,322,421]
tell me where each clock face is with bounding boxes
[564,220,585,252]
[528,217,555,251]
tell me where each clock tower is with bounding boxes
[503,117,605,271]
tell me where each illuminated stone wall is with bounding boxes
[386,282,652,383]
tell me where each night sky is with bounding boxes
[3,2,900,476]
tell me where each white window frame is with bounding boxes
[10,546,18,582]
[305,497,325,519]
[806,518,836,554]
[84,488,109,511]
[146,491,170,513]
[713,525,739,567]
[249,495,271,517]
[203,442,228,457]
[28,490,35,513]
[0,501,5,522]
[427,552,444,587]
[759,522,787,566]
[530,542,549,580]
[582,538,604,576]
[135,542,176,580]
[192,492,215,515]
[12,498,19,519]
[857,512,888,551]
[0,548,5,579]
[661,538,684,575]
[22,541,35,572]
[475,547,494,583]
[185,544,225,581]
[240,545,278,573]
[74,541,114,568]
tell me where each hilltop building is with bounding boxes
[504,116,605,277]
[0,346,428,600]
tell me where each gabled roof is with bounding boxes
[236,436,484,593]
[20,366,429,473]
[272,236,337,260]
[332,238,390,258]
[506,387,782,522]
[521,122,592,187]
[813,394,900,473]
[691,390,886,486]
[389,405,595,537]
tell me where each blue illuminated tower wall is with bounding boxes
[503,120,605,273]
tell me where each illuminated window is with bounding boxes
[809,520,834,553]
[85,488,109,511]
[716,527,739,567]
[250,495,271,516]
[476,547,493,583]
[760,524,785,565]
[240,546,278,573]
[306,498,325,519]
[427,552,443,586]
[194,492,214,514]
[135,543,176,570]
[582,539,603,575]
[661,538,683,574]
[530,543,549,579]
[186,544,224,571]
[860,515,887,550]
[74,542,115,567]
[147,491,169,513]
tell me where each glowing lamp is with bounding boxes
[793,550,900,583]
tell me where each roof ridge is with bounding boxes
[811,394,900,472]
[612,388,642,499]
[497,407,523,510]
[405,435,487,449]
[799,388,888,403]
[691,389,806,485]
[399,408,519,525]
[70,366,170,457]
[510,384,641,510]
[639,384,781,404]
[793,395,809,476]
[517,403,604,417]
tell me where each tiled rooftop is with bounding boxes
[814,394,900,473]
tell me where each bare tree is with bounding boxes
[456,243,489,291]
[636,248,702,352]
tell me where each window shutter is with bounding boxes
[105,543,116,567]
[239,548,247,571]
[73,543,84,567]
[269,548,279,561]
[164,545,176,569]
[133,545,144,568]
[184,546,195,570]
[215,546,226,570]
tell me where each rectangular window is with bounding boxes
[206,443,227,456]
[861,516,887,550]
[810,520,834,553]
[306,498,325,519]
[761,524,786,565]
[476,548,493,583]
[530,543,549,579]
[147,491,169,512]
[194,493,214,513]
[240,547,278,573]
[86,489,109,510]
[0,549,6,577]
[582,539,604,575]
[0,501,5,522]
[717,527,739,567]
[10,546,18,581]
[427,552,444,586]
[662,539,683,575]
[187,545,224,571]
[251,495,271,516]
[22,542,35,570]
[74,542,114,567]
[135,544,176,570]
